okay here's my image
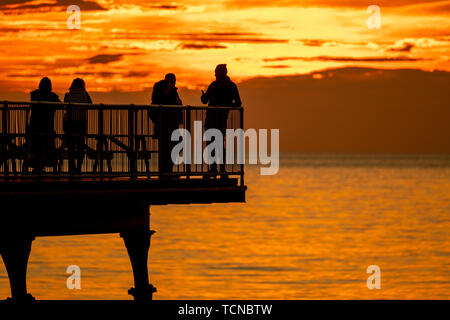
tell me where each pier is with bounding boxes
[0,101,246,301]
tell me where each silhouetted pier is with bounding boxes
[0,101,246,301]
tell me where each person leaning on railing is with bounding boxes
[201,64,242,178]
[27,77,60,173]
[149,73,183,175]
[63,78,92,174]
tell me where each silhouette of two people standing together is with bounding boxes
[28,77,91,173]
[151,64,241,176]
[26,64,241,176]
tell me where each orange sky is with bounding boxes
[0,0,450,95]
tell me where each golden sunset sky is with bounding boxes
[1,1,450,152]
[1,0,449,94]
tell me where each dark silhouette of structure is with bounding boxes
[150,74,183,174]
[63,78,92,173]
[0,99,245,302]
[201,64,242,176]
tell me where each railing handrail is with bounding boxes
[0,100,245,184]
[0,100,243,110]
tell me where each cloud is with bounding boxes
[298,39,329,47]
[150,4,181,10]
[86,54,123,64]
[263,65,291,69]
[224,0,450,9]
[179,43,227,50]
[76,70,150,78]
[297,39,370,48]
[7,70,151,79]
[401,0,450,15]
[238,67,450,152]
[0,0,105,12]
[388,42,415,52]
[124,71,151,78]
[174,32,288,44]
[263,56,430,62]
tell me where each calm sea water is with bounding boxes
[1,153,449,299]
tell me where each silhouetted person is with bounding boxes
[63,78,92,173]
[201,64,241,176]
[28,77,60,173]
[150,73,183,174]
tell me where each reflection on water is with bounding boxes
[1,153,449,299]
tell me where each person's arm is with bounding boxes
[232,83,242,107]
[201,84,212,104]
[175,90,182,105]
[64,93,69,103]
[151,83,161,105]
[151,89,157,105]
[86,92,93,104]
[53,92,61,103]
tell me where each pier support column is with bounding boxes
[0,235,35,302]
[121,228,156,301]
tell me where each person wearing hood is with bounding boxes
[63,78,92,173]
[28,77,61,173]
[201,64,242,177]
[150,73,183,175]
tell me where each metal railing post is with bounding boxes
[240,107,244,186]
[99,105,104,178]
[128,106,136,178]
[68,104,73,178]
[158,106,163,177]
[2,101,9,177]
[185,106,191,178]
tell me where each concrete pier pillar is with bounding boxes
[0,235,35,302]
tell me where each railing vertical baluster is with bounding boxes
[240,107,244,186]
[185,106,191,178]
[99,105,104,178]
[158,106,163,178]
[128,106,136,178]
[135,107,138,173]
[2,101,9,177]
[68,104,73,178]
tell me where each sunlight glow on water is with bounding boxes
[0,153,449,299]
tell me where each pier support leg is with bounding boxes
[0,236,35,302]
[121,228,156,301]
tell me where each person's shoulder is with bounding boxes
[30,89,45,102]
[64,92,72,102]
[49,92,60,101]
[227,77,238,86]
[30,89,39,99]
[85,91,92,103]
[154,80,165,87]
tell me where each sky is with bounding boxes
[0,0,449,151]
[1,0,449,92]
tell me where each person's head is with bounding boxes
[164,73,176,89]
[160,80,171,95]
[215,64,227,79]
[39,77,52,92]
[69,78,86,92]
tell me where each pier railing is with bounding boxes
[0,101,244,184]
